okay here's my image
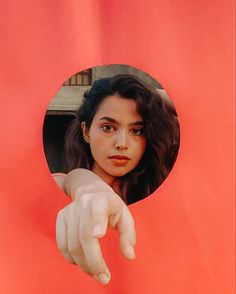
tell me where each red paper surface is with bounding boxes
[0,0,234,293]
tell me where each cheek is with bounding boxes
[133,138,147,158]
[89,130,111,155]
[89,127,102,145]
[91,133,110,147]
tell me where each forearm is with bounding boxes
[55,168,136,284]
[64,168,114,200]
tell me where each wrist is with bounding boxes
[64,168,114,201]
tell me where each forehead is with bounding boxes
[93,94,143,122]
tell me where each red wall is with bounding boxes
[0,0,234,293]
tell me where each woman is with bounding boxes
[53,74,179,285]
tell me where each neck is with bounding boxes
[92,163,115,186]
[91,163,123,198]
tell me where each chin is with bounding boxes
[108,168,131,178]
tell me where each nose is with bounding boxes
[114,130,128,150]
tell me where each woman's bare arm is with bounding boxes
[53,168,136,285]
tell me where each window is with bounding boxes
[63,69,92,86]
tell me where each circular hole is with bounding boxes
[43,64,180,204]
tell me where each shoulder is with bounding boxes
[52,172,67,178]
[52,173,67,192]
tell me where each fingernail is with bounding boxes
[93,224,102,237]
[97,273,110,285]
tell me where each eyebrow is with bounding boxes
[99,116,144,126]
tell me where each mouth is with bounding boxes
[108,155,130,166]
[109,155,130,160]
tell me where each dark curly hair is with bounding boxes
[64,74,180,204]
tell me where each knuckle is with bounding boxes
[79,194,94,209]
[92,203,108,217]
[58,204,73,219]
[56,209,65,220]
[64,202,82,221]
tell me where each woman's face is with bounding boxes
[81,94,147,185]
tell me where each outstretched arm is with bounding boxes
[53,168,136,285]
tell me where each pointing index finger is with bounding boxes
[117,205,136,260]
[79,207,111,282]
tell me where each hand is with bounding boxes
[56,190,136,285]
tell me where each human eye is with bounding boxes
[101,124,114,133]
[131,127,144,136]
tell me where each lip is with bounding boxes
[108,155,130,166]
[109,155,130,160]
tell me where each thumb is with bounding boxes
[117,205,136,260]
